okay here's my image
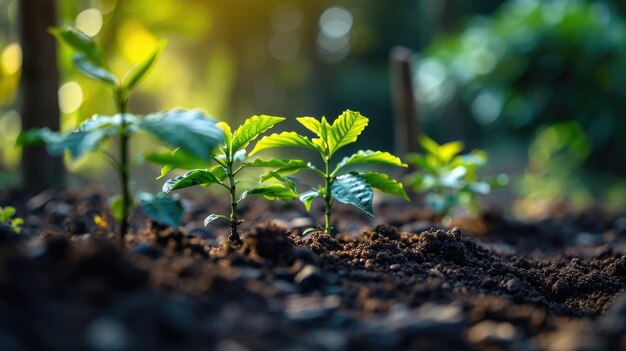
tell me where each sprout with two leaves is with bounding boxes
[18,27,224,242]
[149,115,305,245]
[251,110,410,234]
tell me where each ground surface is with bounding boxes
[1,188,625,350]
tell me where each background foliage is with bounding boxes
[1,0,625,214]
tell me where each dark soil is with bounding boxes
[1,188,625,350]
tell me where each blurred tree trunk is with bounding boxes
[18,0,64,193]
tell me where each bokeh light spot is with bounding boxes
[320,6,353,38]
[268,33,300,62]
[1,42,22,75]
[75,8,103,37]
[58,82,84,114]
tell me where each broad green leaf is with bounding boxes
[122,40,166,90]
[231,115,285,153]
[330,172,373,216]
[110,195,134,222]
[72,53,118,87]
[243,158,313,175]
[144,148,208,179]
[217,122,232,153]
[406,153,438,174]
[1,206,15,221]
[16,128,62,147]
[11,218,23,234]
[240,184,299,201]
[50,27,103,64]
[163,169,222,193]
[259,171,297,192]
[54,128,114,159]
[250,132,319,155]
[327,110,369,156]
[418,135,441,157]
[18,125,114,160]
[136,192,184,228]
[335,150,407,173]
[80,114,140,132]
[360,172,410,201]
[299,190,320,211]
[439,141,464,163]
[296,117,323,135]
[204,214,229,226]
[456,150,488,168]
[440,166,467,188]
[140,110,224,162]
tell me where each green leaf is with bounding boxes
[123,40,166,90]
[330,172,374,216]
[10,218,23,234]
[240,184,299,202]
[144,148,208,179]
[297,116,331,152]
[204,214,229,226]
[53,128,114,159]
[439,141,464,163]
[243,158,313,175]
[16,128,63,147]
[136,192,184,228]
[360,172,410,201]
[418,135,441,157]
[231,115,285,153]
[163,169,222,193]
[296,116,323,135]
[140,109,224,162]
[1,206,15,221]
[72,53,119,87]
[299,190,320,211]
[335,150,407,173]
[81,114,140,132]
[406,153,438,174]
[216,122,232,154]
[259,171,297,192]
[327,110,369,156]
[50,27,104,64]
[0,206,16,222]
[110,195,134,222]
[250,132,320,155]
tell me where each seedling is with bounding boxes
[406,135,508,216]
[18,27,224,242]
[148,115,301,245]
[251,110,409,234]
[0,206,23,234]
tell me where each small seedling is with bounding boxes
[250,110,409,234]
[406,135,508,216]
[148,115,301,245]
[18,27,224,242]
[0,206,23,234]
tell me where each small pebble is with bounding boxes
[389,264,401,272]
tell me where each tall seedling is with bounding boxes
[148,116,302,245]
[19,27,224,242]
[251,110,409,234]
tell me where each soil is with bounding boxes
[1,187,625,350]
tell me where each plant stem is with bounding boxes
[323,156,333,235]
[116,89,130,245]
[226,162,241,246]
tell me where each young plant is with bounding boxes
[0,206,23,234]
[250,110,409,234]
[148,115,301,245]
[18,27,224,242]
[406,135,508,216]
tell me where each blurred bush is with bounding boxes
[414,0,626,212]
